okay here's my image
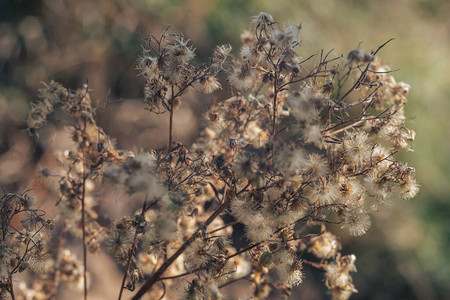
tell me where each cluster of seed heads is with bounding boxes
[1,12,419,300]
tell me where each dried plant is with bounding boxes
[1,12,418,300]
[0,191,54,299]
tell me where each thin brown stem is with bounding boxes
[81,175,88,300]
[272,94,278,137]
[9,276,15,300]
[80,120,88,300]
[325,119,366,136]
[227,242,262,260]
[219,274,250,289]
[157,266,204,281]
[157,282,166,300]
[207,220,238,234]
[302,259,326,269]
[118,199,147,300]
[118,245,137,300]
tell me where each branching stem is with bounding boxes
[118,199,147,300]
[118,245,137,300]
[132,184,230,299]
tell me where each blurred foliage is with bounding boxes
[0,0,449,299]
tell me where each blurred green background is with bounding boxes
[1,0,449,299]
